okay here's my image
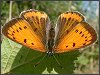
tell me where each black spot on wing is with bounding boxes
[79,31,82,34]
[13,37,15,39]
[85,39,87,41]
[13,31,15,33]
[31,43,34,45]
[31,16,37,24]
[12,33,14,36]
[16,29,19,32]
[81,34,84,37]
[73,43,75,47]
[66,30,69,33]
[19,27,22,30]
[85,36,87,38]
[66,46,68,48]
[83,43,86,45]
[75,29,78,33]
[24,39,27,43]
[24,26,27,29]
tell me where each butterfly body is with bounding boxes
[47,27,55,56]
[2,9,97,54]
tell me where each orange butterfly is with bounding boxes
[2,9,97,56]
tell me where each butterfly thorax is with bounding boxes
[47,27,55,56]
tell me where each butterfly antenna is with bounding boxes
[34,54,47,67]
[53,54,64,69]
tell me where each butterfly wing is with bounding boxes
[20,9,50,44]
[2,10,50,52]
[54,12,97,53]
[55,12,84,45]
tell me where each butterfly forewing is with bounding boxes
[2,10,50,52]
[54,21,97,53]
[55,12,85,46]
[20,9,49,44]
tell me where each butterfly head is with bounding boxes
[46,51,54,56]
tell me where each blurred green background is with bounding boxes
[1,1,99,74]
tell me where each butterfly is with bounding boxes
[2,9,97,55]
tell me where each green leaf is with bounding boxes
[1,37,80,74]
[1,37,22,74]
[77,56,89,65]
[42,68,58,74]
